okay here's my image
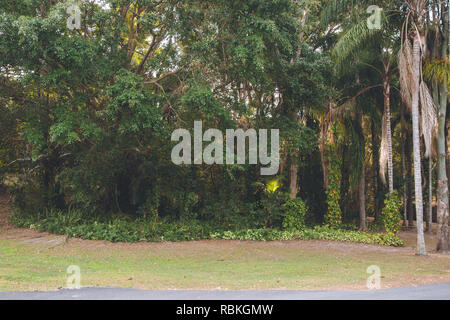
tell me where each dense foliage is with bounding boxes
[1,0,448,249]
[10,207,403,246]
[0,0,330,224]
[282,197,308,231]
[381,190,402,235]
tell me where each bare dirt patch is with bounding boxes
[0,194,67,249]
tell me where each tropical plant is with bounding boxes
[381,190,402,235]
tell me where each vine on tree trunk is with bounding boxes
[325,124,342,229]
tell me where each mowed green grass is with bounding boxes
[1,237,449,291]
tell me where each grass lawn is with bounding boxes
[1,234,449,291]
[1,196,449,292]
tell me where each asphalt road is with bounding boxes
[0,283,449,300]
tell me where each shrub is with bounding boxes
[10,208,404,247]
[381,191,402,235]
[282,198,308,231]
[210,226,403,246]
[258,191,290,228]
[303,226,404,247]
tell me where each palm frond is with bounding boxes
[398,40,417,110]
[419,80,437,159]
[331,14,386,69]
[399,38,437,159]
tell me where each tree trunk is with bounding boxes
[401,103,408,227]
[289,111,298,199]
[436,1,449,254]
[383,60,394,194]
[356,113,366,231]
[371,119,383,221]
[359,160,366,231]
[411,34,427,256]
[406,131,415,228]
[320,101,333,191]
[426,158,433,233]
[289,162,298,199]
[288,8,309,200]
[428,47,439,234]
[436,82,449,252]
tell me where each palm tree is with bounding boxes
[321,1,400,231]
[424,0,449,253]
[398,0,440,256]
[322,1,397,195]
[323,0,439,254]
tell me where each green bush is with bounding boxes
[211,226,403,246]
[10,208,404,246]
[381,191,402,235]
[259,191,290,228]
[302,226,404,247]
[282,198,308,231]
[210,229,298,241]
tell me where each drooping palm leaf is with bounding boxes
[399,38,438,159]
[398,40,416,110]
[419,80,437,158]
[331,15,386,69]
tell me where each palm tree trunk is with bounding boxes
[406,132,414,228]
[371,119,383,221]
[359,160,366,231]
[426,158,433,233]
[383,60,394,194]
[357,112,366,231]
[436,82,449,251]
[436,1,449,254]
[411,33,427,256]
[436,97,449,252]
[401,103,408,227]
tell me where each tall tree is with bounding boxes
[321,0,401,229]
[424,0,450,253]
[321,0,399,196]
[398,0,439,256]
